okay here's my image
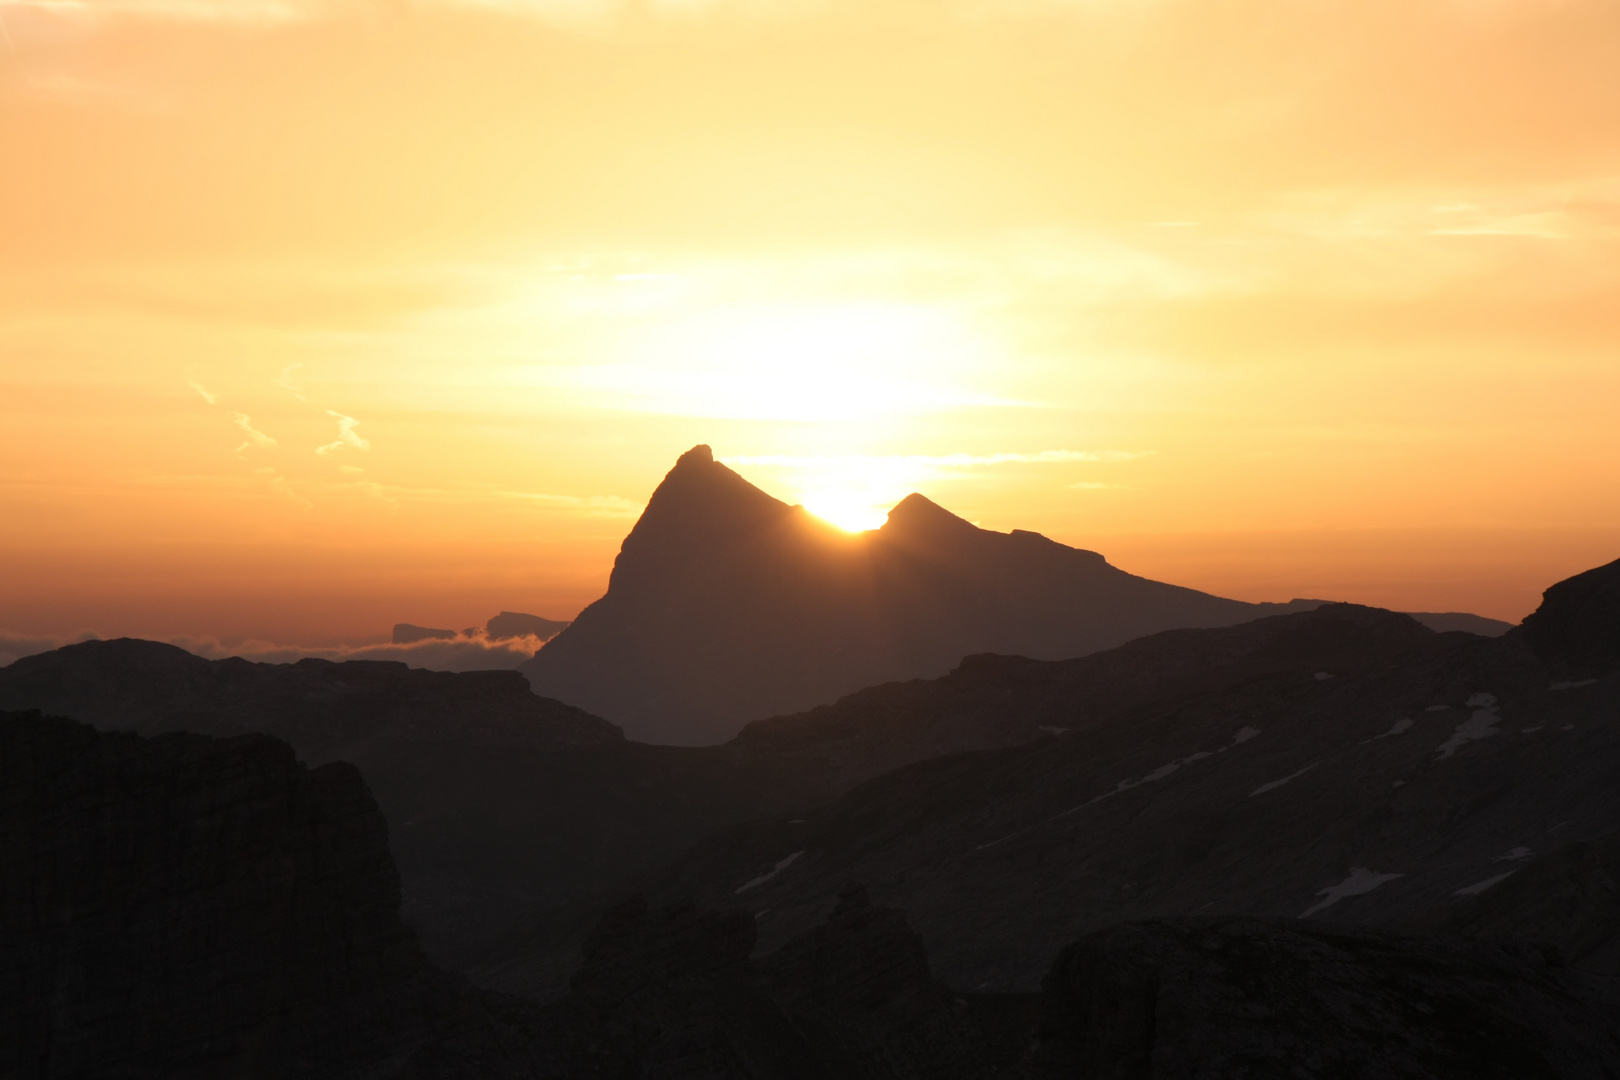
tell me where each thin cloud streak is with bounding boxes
[315,411,370,456]
[230,412,278,450]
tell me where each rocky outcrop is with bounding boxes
[0,710,478,1079]
[759,884,1018,1080]
[1028,917,1620,1079]
[1414,832,1620,976]
[522,445,1318,745]
[523,886,1020,1080]
[1515,556,1620,676]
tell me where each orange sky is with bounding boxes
[3,0,1619,646]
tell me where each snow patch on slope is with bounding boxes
[735,851,804,894]
[1435,693,1501,760]
[1301,867,1404,918]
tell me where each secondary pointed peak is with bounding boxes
[883,492,977,534]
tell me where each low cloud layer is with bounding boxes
[0,630,544,673]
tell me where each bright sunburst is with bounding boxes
[799,491,891,533]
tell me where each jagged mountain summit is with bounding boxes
[521,445,1319,745]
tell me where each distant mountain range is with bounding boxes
[521,445,1507,745]
[394,611,572,645]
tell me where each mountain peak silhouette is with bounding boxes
[677,443,714,466]
[610,446,794,593]
[523,446,1306,744]
[882,492,976,536]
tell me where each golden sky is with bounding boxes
[3,0,1618,646]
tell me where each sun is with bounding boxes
[724,452,932,534]
[800,491,890,533]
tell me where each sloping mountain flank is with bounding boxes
[512,557,1620,996]
[468,602,1469,999]
[522,444,1321,745]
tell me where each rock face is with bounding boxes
[0,710,470,1079]
[1027,917,1620,1079]
[522,445,1316,745]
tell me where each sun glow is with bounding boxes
[799,492,892,533]
[553,298,1000,422]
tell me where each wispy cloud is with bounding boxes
[187,379,218,405]
[315,410,370,456]
[230,411,277,450]
[179,631,546,670]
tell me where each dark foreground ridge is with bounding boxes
[7,707,1619,1078]
[0,711,1014,1078]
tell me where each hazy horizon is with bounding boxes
[4,0,1618,644]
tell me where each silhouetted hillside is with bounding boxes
[522,445,1321,744]
[489,558,1620,997]
[0,600,1553,985]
